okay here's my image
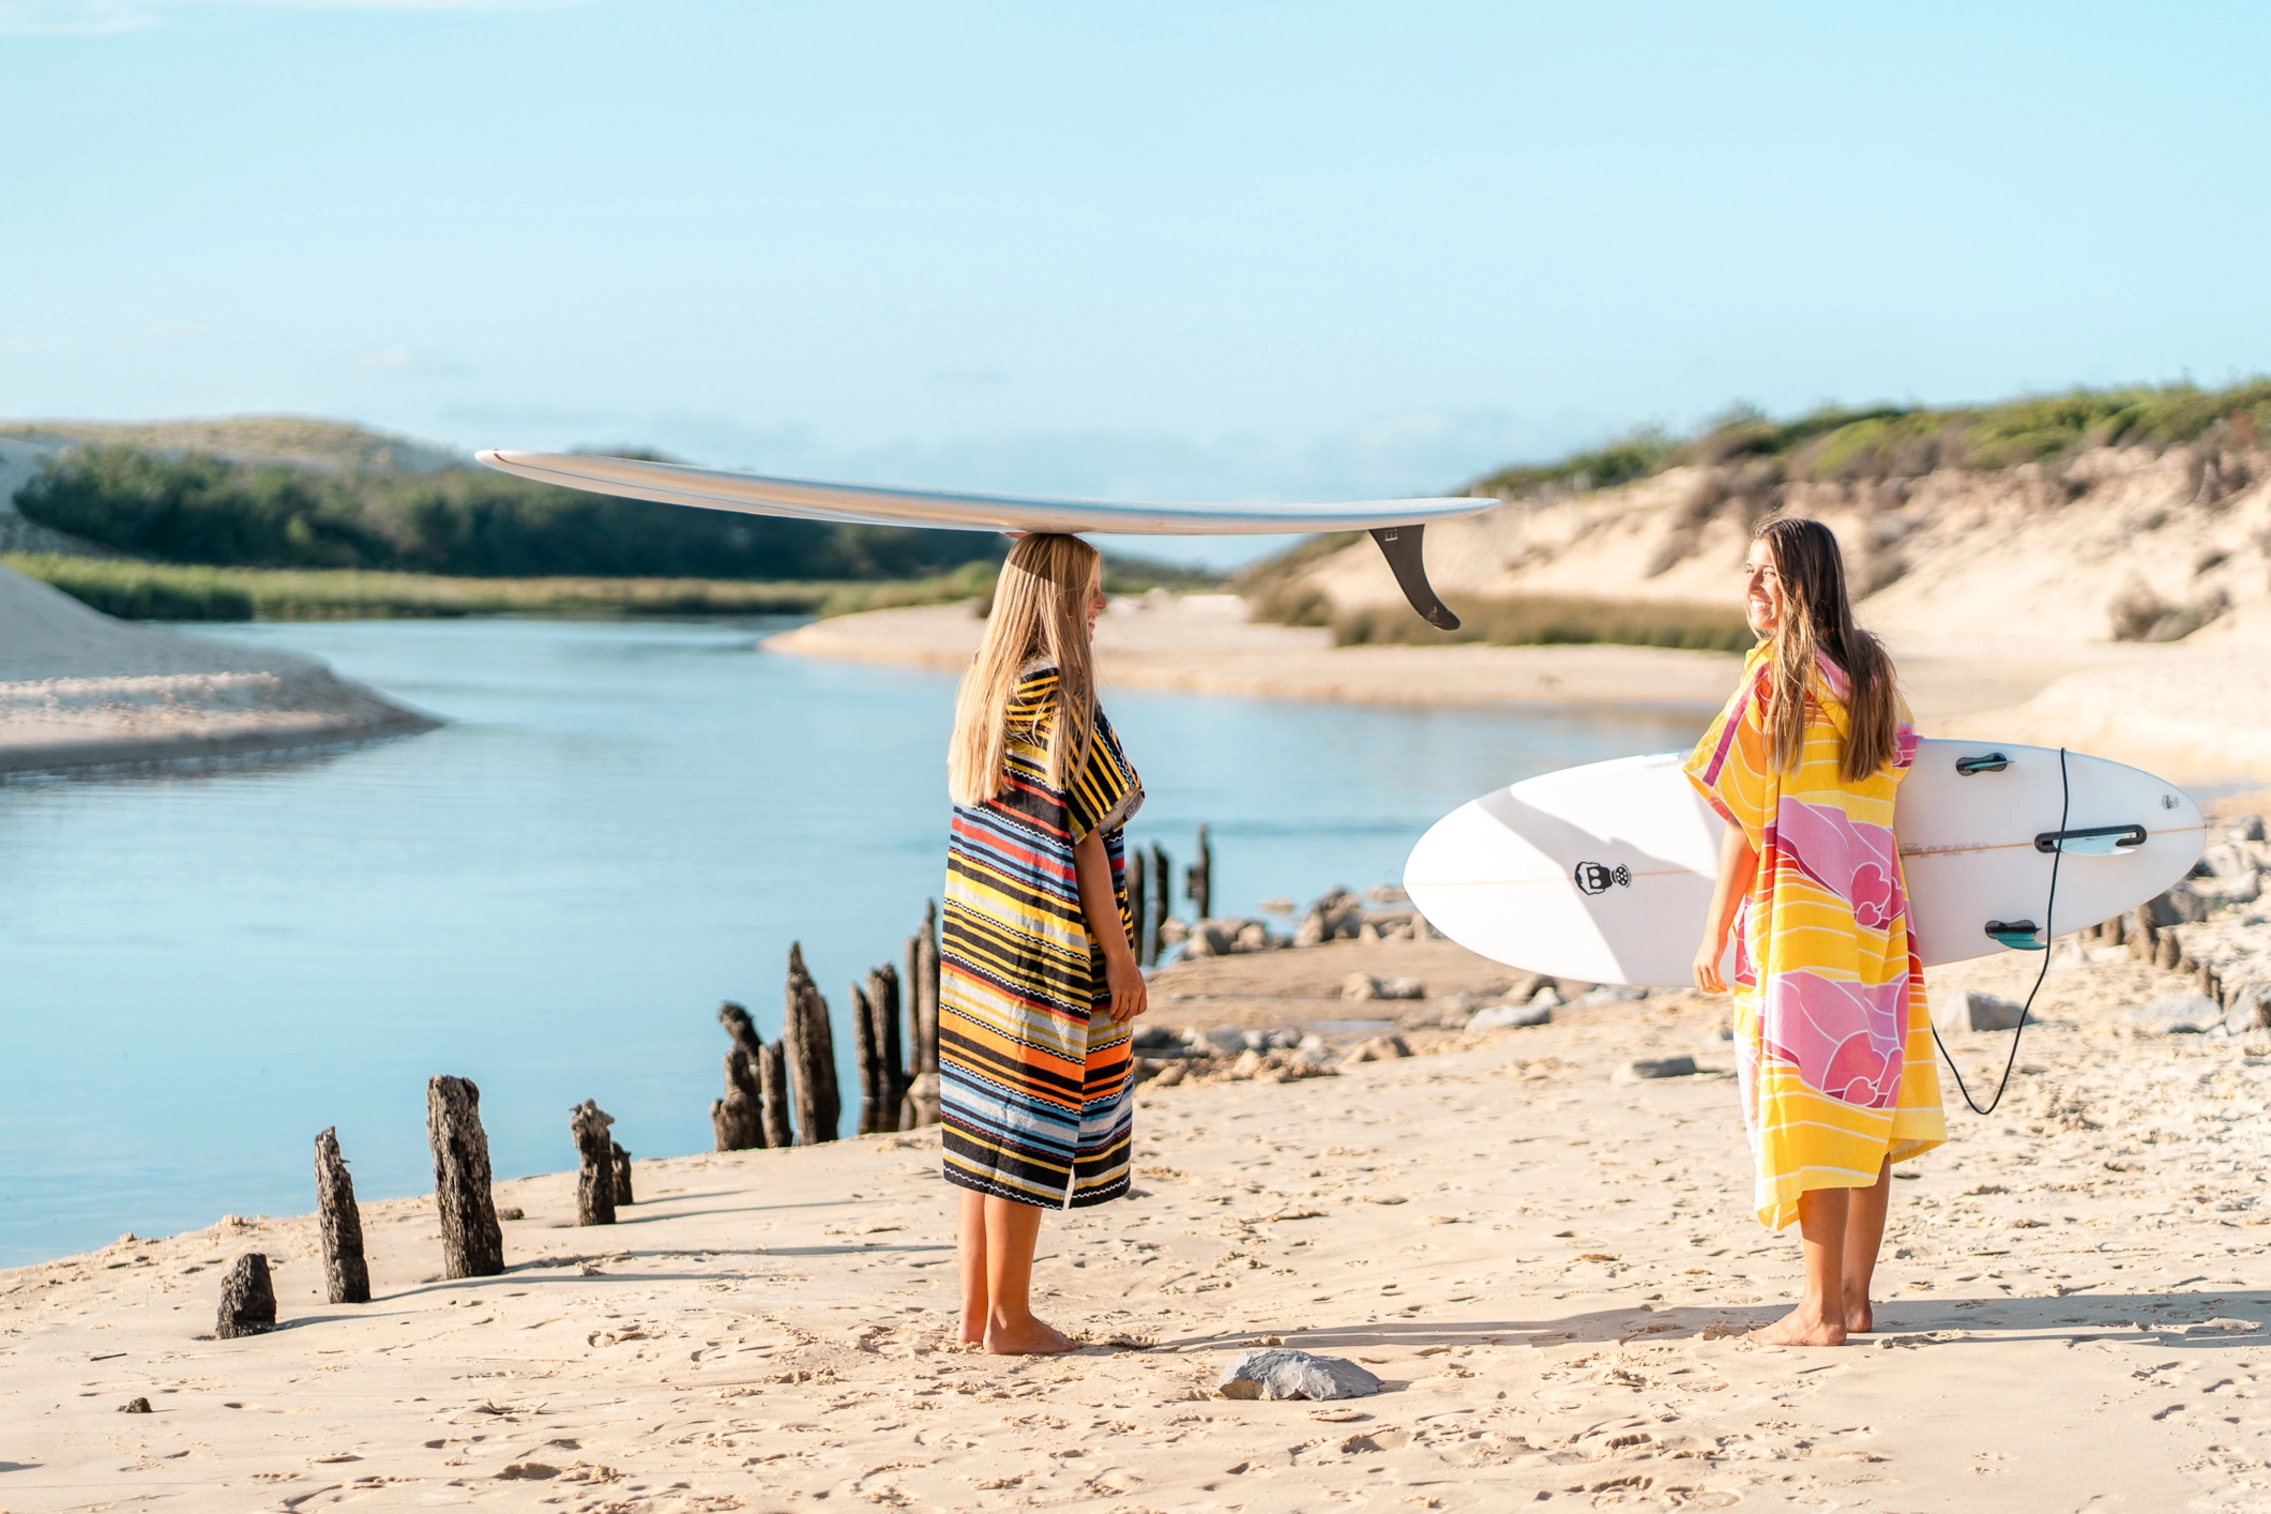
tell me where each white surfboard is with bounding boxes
[475,449,1491,628]
[1404,741,2207,987]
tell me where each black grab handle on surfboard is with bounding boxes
[1368,525,1460,631]
[2033,823,2147,855]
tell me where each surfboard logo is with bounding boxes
[1573,861,1632,896]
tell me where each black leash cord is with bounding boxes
[1930,746,2068,1117]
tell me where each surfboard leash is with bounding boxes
[1929,746,2069,1117]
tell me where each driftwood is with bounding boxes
[759,1040,795,1147]
[570,1100,617,1226]
[215,1253,276,1338]
[313,1127,370,1305]
[902,900,942,1127]
[1188,824,1213,923]
[784,943,841,1143]
[611,1141,634,1206]
[712,1001,767,1151]
[425,1075,504,1278]
[853,965,906,1134]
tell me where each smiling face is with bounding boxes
[1742,538,1784,638]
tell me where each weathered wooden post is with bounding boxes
[313,1127,370,1306]
[1148,842,1172,956]
[852,977,885,1135]
[711,1002,765,1151]
[570,1100,617,1226]
[1128,848,1150,967]
[870,964,905,1116]
[759,1039,795,1147]
[1188,824,1213,923]
[425,1075,504,1278]
[610,1142,634,1206]
[902,900,942,1128]
[215,1253,276,1338]
[784,943,841,1143]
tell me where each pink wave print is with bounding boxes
[1761,971,1907,1109]
[1769,799,1904,929]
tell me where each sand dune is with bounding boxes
[9,934,2271,1510]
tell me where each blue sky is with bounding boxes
[3,1,2267,564]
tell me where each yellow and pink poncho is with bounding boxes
[1685,645,1944,1230]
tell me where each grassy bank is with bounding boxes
[4,553,1215,623]
[1330,594,1753,652]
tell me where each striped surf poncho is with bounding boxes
[939,664,1143,1209]
[1685,644,1944,1230]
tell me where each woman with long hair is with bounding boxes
[1686,516,1944,1346]
[940,533,1147,1354]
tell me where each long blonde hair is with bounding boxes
[1755,516,1899,783]
[947,534,1101,806]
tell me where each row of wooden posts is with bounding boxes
[229,868,1220,1335]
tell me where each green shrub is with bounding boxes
[7,555,255,620]
[1331,593,1753,653]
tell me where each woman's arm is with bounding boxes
[1073,828,1148,1024]
[1692,822,1759,994]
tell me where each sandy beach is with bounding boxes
[10,925,2271,1512]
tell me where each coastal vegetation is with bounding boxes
[1470,378,2271,499]
[1326,595,1752,652]
[3,553,1206,623]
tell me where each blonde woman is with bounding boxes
[1686,517,1944,1346]
[941,533,1147,1355]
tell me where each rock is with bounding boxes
[1262,1027,1302,1050]
[1216,1348,1381,1401]
[1614,1055,1699,1083]
[1365,885,1410,904]
[2202,870,2263,905]
[2232,815,2267,843]
[1341,971,1380,1001]
[215,1253,277,1339]
[2127,994,2223,1034]
[1145,1061,1187,1088]
[1259,896,1294,915]
[1578,985,1648,1005]
[2240,984,2271,1033]
[2146,883,2211,927]
[1231,1048,1268,1079]
[1528,985,1565,1010]
[118,1397,151,1413]
[1198,1024,1248,1056]
[1233,921,1277,952]
[2199,842,2257,878]
[1131,1024,1180,1054]
[1341,973,1425,1001]
[1343,1034,1413,1063]
[1157,917,1189,947]
[1934,988,2028,1035]
[1296,888,1364,947]
[494,1206,526,1222]
[1468,1001,1552,1030]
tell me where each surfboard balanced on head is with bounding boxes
[474,449,1491,629]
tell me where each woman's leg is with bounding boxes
[981,1195,1075,1355]
[956,1188,989,1345]
[1751,1187,1851,1346]
[1840,1160,1893,1333]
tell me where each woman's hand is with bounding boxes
[1692,936,1726,995]
[1103,947,1148,1024]
[1694,823,1758,995]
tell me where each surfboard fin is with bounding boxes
[1368,525,1460,631]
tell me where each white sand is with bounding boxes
[0,564,434,774]
[9,932,2271,1511]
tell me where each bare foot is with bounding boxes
[984,1316,1078,1355]
[1749,1306,1847,1347]
[1844,1297,1874,1334]
[959,1318,985,1347]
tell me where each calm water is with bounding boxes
[0,618,1702,1266]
